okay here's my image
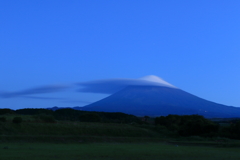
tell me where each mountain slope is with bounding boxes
[83,86,240,118]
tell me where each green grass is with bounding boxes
[1,115,240,159]
[0,142,240,160]
[0,120,165,143]
[0,121,159,137]
[1,114,35,122]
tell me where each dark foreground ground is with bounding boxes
[1,111,240,160]
[1,142,240,160]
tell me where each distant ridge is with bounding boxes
[47,106,83,111]
[82,85,240,118]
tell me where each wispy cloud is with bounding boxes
[61,100,92,104]
[0,85,70,98]
[0,75,176,100]
[22,96,66,100]
[77,75,176,94]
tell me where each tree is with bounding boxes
[144,116,150,122]
[155,116,167,126]
[12,117,23,124]
[155,114,219,137]
[0,117,6,122]
[39,114,55,123]
[0,109,15,115]
[79,113,101,122]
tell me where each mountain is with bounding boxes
[46,106,72,111]
[82,85,240,118]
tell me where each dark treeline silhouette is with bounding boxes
[0,108,141,124]
[154,114,240,139]
[155,114,219,137]
[1,108,240,140]
[0,108,15,115]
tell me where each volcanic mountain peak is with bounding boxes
[139,75,176,88]
[83,85,240,118]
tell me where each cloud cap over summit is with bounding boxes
[77,75,177,94]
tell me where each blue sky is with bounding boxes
[1,0,240,110]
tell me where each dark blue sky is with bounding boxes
[1,1,240,109]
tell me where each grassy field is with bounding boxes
[0,121,160,139]
[1,142,240,160]
[1,114,240,159]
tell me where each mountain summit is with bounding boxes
[82,76,240,118]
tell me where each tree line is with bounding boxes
[1,108,240,140]
[154,114,240,139]
[0,108,141,124]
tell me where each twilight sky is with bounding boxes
[1,0,240,110]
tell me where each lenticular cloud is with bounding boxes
[0,85,70,98]
[77,75,176,94]
[0,75,176,99]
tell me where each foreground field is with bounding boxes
[1,142,240,160]
[1,112,240,159]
